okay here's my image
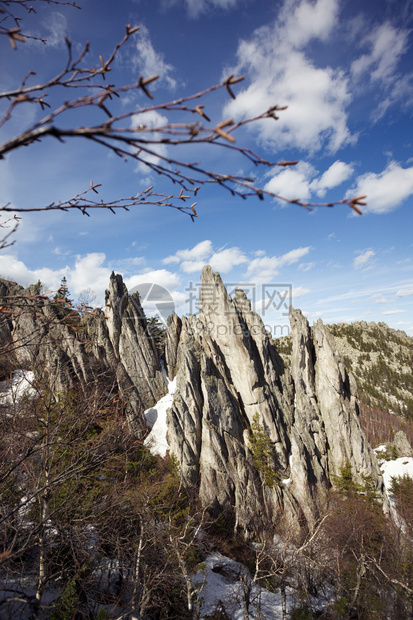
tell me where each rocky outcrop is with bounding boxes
[312,319,381,482]
[394,431,413,458]
[0,273,165,428]
[101,273,166,423]
[165,312,182,380]
[0,278,23,377]
[165,266,387,534]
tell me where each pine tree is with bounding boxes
[146,316,166,355]
[249,413,280,488]
[54,276,72,307]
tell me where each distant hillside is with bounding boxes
[276,320,413,447]
[328,321,413,416]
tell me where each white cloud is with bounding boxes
[302,310,323,321]
[131,110,169,174]
[131,25,176,89]
[292,286,310,298]
[310,160,354,197]
[209,247,248,273]
[352,23,409,85]
[132,110,168,131]
[353,249,375,270]
[162,241,247,275]
[264,162,314,202]
[125,270,183,321]
[0,252,111,305]
[279,0,338,48]
[396,288,413,298]
[163,240,213,273]
[70,254,112,298]
[264,160,354,203]
[372,73,413,122]
[241,256,277,281]
[126,269,181,294]
[298,262,315,272]
[26,12,68,49]
[43,12,68,48]
[180,260,209,274]
[280,247,312,266]
[224,0,352,153]
[348,162,413,214]
[164,0,239,18]
[110,257,146,273]
[350,20,413,121]
[52,247,71,256]
[370,293,388,304]
[163,240,213,265]
[0,253,179,308]
[0,255,66,291]
[245,246,311,282]
[0,251,186,314]
[382,308,405,315]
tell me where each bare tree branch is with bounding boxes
[0,2,365,229]
[0,0,80,47]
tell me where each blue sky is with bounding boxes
[1,0,413,334]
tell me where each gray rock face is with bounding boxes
[165,312,182,380]
[394,431,413,458]
[0,279,23,377]
[0,273,165,428]
[311,318,381,484]
[165,267,387,534]
[102,273,166,425]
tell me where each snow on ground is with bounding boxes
[374,443,413,495]
[144,365,176,457]
[192,551,295,620]
[374,449,413,527]
[0,369,36,408]
[192,551,333,619]
[380,457,413,493]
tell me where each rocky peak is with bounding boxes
[165,266,387,534]
[0,273,165,429]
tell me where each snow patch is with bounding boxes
[0,370,36,408]
[144,366,176,458]
[380,457,413,493]
[380,457,413,529]
[193,551,295,619]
